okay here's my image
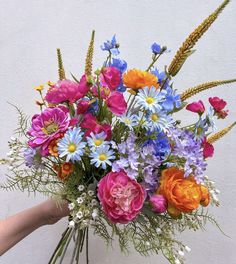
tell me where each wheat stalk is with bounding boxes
[207,122,236,144]
[168,0,230,77]
[85,30,95,77]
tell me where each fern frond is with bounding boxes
[207,122,236,144]
[181,78,236,101]
[168,0,230,76]
[57,48,66,80]
[85,30,95,77]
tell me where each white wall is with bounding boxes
[0,0,236,263]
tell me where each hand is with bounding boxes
[40,198,70,225]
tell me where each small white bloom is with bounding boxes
[212,194,219,202]
[185,246,191,252]
[145,241,150,246]
[91,199,98,206]
[92,209,98,219]
[88,190,94,196]
[78,185,85,191]
[68,220,75,228]
[156,228,162,235]
[204,175,209,180]
[6,151,13,157]
[76,197,84,204]
[76,211,83,219]
[178,250,184,257]
[174,259,181,264]
[81,192,87,198]
[210,190,215,194]
[68,203,75,211]
[215,189,220,194]
[10,137,16,141]
[8,166,14,171]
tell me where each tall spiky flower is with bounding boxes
[168,0,230,77]
[207,122,236,144]
[85,30,95,78]
[57,48,66,80]
[181,79,236,101]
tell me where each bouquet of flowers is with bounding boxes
[1,0,235,263]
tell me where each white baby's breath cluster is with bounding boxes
[204,175,220,206]
[68,185,99,229]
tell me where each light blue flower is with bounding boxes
[108,58,127,73]
[151,68,167,84]
[134,112,150,129]
[151,43,170,54]
[90,145,115,169]
[136,86,166,113]
[147,111,173,132]
[101,35,119,56]
[87,131,109,149]
[118,113,137,130]
[205,106,217,131]
[161,86,182,112]
[58,127,86,162]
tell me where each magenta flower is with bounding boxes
[98,171,145,224]
[27,107,70,156]
[186,100,205,114]
[209,97,227,112]
[149,194,167,213]
[106,92,127,116]
[202,138,214,159]
[100,67,121,91]
[45,76,90,104]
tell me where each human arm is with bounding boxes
[0,199,69,256]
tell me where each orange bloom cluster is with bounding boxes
[123,69,159,90]
[53,162,74,181]
[158,167,210,217]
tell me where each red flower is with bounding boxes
[202,138,214,158]
[186,100,205,114]
[209,97,226,112]
[100,67,121,91]
[106,92,127,116]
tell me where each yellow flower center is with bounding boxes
[151,114,159,122]
[42,119,59,135]
[99,153,107,161]
[146,97,155,104]
[94,139,103,146]
[197,127,203,135]
[124,118,131,125]
[68,143,76,153]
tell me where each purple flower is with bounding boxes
[101,35,120,56]
[23,147,44,169]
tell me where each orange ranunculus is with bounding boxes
[158,167,205,216]
[200,185,210,207]
[53,162,74,181]
[123,69,159,90]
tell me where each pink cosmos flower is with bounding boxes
[100,67,121,91]
[45,75,90,104]
[186,100,205,114]
[202,138,214,158]
[106,92,127,116]
[98,171,145,224]
[80,113,112,139]
[149,194,167,213]
[27,107,70,156]
[209,97,227,112]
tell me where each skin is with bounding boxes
[0,199,69,256]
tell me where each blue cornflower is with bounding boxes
[147,111,173,132]
[90,145,115,169]
[161,86,182,112]
[151,68,167,84]
[136,86,166,113]
[58,127,86,162]
[87,131,109,149]
[108,58,127,73]
[101,35,119,56]
[151,43,170,54]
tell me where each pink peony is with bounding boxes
[98,171,145,224]
[45,75,90,104]
[209,97,227,112]
[149,194,167,213]
[106,92,127,116]
[186,100,205,114]
[202,139,214,158]
[80,113,112,139]
[100,67,121,91]
[27,107,70,156]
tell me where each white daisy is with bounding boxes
[147,111,173,132]
[90,145,115,169]
[118,113,137,129]
[136,86,166,113]
[87,131,109,149]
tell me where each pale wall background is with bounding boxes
[0,0,236,263]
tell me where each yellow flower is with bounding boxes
[47,81,55,87]
[34,84,44,91]
[123,69,159,90]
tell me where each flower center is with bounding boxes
[68,143,77,153]
[151,114,159,122]
[99,153,107,161]
[197,127,203,135]
[94,139,103,146]
[124,118,131,125]
[42,119,59,135]
[146,97,155,104]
